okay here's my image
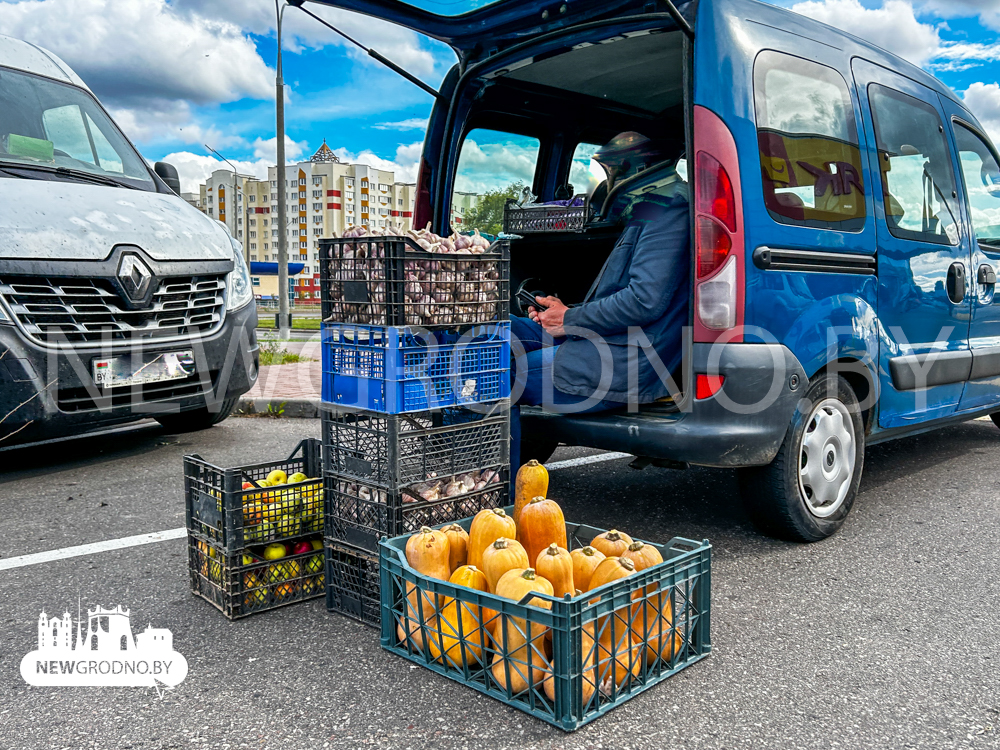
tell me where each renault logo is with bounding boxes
[117,254,152,302]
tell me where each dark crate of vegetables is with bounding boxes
[379,516,711,732]
[324,466,508,553]
[325,541,381,627]
[188,533,325,620]
[319,230,509,328]
[183,439,323,553]
[321,402,509,491]
[503,197,589,235]
[321,322,511,413]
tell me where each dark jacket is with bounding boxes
[553,188,690,403]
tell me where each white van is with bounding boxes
[0,35,259,446]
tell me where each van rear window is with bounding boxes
[753,51,866,232]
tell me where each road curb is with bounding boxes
[236,397,322,418]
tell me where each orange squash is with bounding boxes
[544,620,598,706]
[621,541,681,665]
[428,565,489,668]
[590,529,633,558]
[535,543,574,600]
[513,459,549,526]
[587,556,641,688]
[570,546,606,592]
[481,538,529,593]
[399,527,451,651]
[468,508,516,570]
[517,497,567,566]
[491,568,553,693]
[441,524,469,572]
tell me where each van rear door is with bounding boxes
[852,59,973,428]
[299,0,662,59]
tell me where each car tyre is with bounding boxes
[155,398,238,433]
[520,435,560,466]
[738,373,864,542]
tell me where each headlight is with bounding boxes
[226,239,254,311]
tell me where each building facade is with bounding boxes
[198,142,478,304]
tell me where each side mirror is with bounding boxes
[154,162,181,195]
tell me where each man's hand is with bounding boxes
[528,295,568,337]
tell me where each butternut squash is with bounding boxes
[544,620,598,706]
[621,541,681,665]
[513,459,549,525]
[468,508,516,570]
[587,556,641,689]
[428,565,489,668]
[590,529,633,558]
[441,524,469,572]
[481,538,529,593]
[491,568,553,694]
[535,543,574,600]
[517,497,567,566]
[570,546,606,592]
[399,527,451,651]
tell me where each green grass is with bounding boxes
[258,340,307,366]
[256,316,322,330]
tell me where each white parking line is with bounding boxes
[0,450,633,572]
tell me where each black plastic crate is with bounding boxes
[324,466,508,553]
[503,197,589,234]
[321,402,509,491]
[188,533,325,619]
[184,440,323,552]
[320,235,510,327]
[324,541,381,627]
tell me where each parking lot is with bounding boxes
[0,416,998,749]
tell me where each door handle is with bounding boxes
[947,262,966,303]
[978,264,997,285]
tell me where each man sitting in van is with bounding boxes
[511,132,690,466]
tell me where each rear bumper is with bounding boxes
[0,301,258,446]
[522,343,806,468]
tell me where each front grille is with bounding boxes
[56,370,219,412]
[0,274,226,348]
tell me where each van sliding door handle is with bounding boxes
[947,262,966,304]
[978,264,996,285]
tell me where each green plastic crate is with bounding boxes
[379,513,711,731]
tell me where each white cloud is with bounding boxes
[917,0,1000,30]
[962,82,1000,145]
[252,136,309,162]
[160,151,273,194]
[372,118,429,131]
[789,0,941,66]
[451,138,539,195]
[331,142,423,183]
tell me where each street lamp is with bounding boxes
[204,144,249,263]
[275,0,291,340]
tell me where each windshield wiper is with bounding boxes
[0,160,136,189]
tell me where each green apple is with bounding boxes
[262,543,287,560]
[287,472,308,484]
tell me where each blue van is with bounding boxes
[312,0,1000,540]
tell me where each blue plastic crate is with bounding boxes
[322,323,510,413]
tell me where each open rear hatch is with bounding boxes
[296,0,691,61]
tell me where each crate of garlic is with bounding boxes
[378,494,711,731]
[320,225,510,328]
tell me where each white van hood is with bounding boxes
[0,180,234,262]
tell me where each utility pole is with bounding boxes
[275,0,290,340]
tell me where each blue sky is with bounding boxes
[3,0,1000,192]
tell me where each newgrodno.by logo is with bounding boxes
[20,602,188,695]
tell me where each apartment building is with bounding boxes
[199,142,478,303]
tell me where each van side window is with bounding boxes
[452,128,540,234]
[754,51,865,231]
[869,85,959,245]
[953,122,1000,246]
[569,142,602,197]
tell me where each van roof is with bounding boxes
[0,33,90,91]
[729,0,962,108]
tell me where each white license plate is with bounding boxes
[92,351,196,388]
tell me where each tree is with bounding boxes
[462,181,524,236]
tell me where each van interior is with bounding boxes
[446,24,689,352]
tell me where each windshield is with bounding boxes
[0,66,154,190]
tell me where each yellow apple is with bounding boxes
[287,472,308,484]
[266,470,287,486]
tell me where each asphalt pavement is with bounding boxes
[0,415,998,749]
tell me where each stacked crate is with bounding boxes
[319,232,511,627]
[184,439,326,619]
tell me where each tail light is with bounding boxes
[693,106,744,342]
[412,157,433,231]
[695,373,725,400]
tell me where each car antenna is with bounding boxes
[288,1,446,102]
